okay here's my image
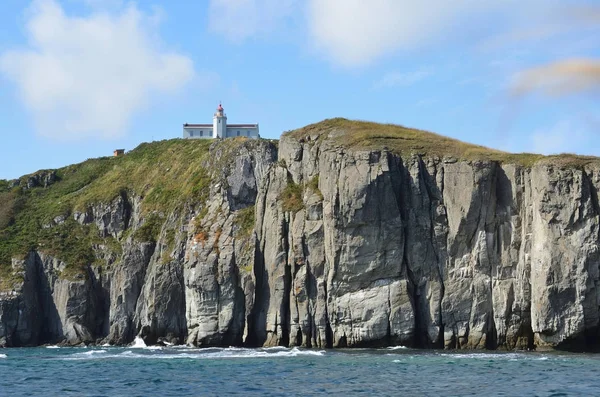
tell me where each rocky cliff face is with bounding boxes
[1,122,599,350]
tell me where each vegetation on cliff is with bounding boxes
[286,118,600,167]
[1,118,599,287]
[2,118,600,350]
[0,137,262,285]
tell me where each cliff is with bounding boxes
[1,118,599,351]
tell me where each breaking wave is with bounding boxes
[130,337,147,348]
[386,346,408,350]
[436,352,553,361]
[62,346,326,361]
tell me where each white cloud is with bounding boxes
[481,4,600,51]
[530,120,591,155]
[208,0,298,42]
[306,0,516,67]
[373,69,432,89]
[511,58,600,97]
[0,0,195,140]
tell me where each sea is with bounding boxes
[1,338,600,396]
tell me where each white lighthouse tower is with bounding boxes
[213,103,227,138]
[182,103,259,139]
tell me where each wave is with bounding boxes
[0,353,6,359]
[45,345,60,349]
[130,336,147,348]
[69,350,108,358]
[153,346,326,359]
[61,346,326,361]
[386,346,408,350]
[436,352,551,361]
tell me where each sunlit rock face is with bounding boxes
[1,124,599,351]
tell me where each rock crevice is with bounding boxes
[1,134,599,351]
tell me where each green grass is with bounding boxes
[133,212,164,243]
[234,205,255,238]
[70,139,215,213]
[279,180,304,213]
[239,263,253,273]
[284,118,600,168]
[0,180,11,192]
[307,175,323,200]
[0,270,24,291]
[0,137,271,288]
[160,228,177,264]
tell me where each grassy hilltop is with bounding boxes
[0,137,234,285]
[287,118,599,167]
[1,118,599,286]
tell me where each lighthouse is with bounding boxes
[213,103,227,139]
[182,103,260,139]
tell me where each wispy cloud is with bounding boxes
[306,0,533,67]
[373,69,432,89]
[481,4,600,51]
[208,0,298,43]
[0,0,195,141]
[511,58,600,97]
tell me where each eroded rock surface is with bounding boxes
[1,134,599,351]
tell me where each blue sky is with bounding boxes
[0,0,598,179]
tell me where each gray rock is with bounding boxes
[2,135,599,351]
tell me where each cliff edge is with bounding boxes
[1,118,599,351]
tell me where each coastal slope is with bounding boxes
[1,118,599,350]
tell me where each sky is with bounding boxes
[0,0,598,180]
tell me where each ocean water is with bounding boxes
[1,343,600,396]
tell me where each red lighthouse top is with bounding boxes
[217,103,223,111]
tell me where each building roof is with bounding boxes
[227,124,259,128]
[183,123,258,128]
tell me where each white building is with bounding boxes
[183,104,260,139]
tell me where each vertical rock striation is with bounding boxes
[1,125,599,350]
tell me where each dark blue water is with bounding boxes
[1,344,600,396]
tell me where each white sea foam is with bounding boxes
[101,343,111,347]
[438,352,529,361]
[130,336,147,348]
[45,345,60,349]
[386,346,408,350]
[0,353,7,359]
[62,346,326,361]
[80,350,107,356]
[172,344,193,349]
[152,346,326,359]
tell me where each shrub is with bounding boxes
[235,205,255,238]
[279,181,304,213]
[133,213,163,243]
